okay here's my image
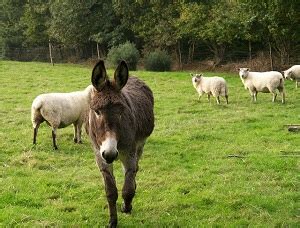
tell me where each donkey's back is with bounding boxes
[122,76,154,139]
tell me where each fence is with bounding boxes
[3,43,300,72]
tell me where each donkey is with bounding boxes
[87,60,154,227]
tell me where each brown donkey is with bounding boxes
[87,60,154,227]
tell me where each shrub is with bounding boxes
[144,50,171,71]
[107,41,139,70]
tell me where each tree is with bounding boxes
[263,0,300,65]
[201,1,243,65]
[48,1,93,47]
[1,0,26,57]
[177,2,208,63]
[20,2,50,47]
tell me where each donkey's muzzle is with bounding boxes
[102,150,119,164]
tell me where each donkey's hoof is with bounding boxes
[121,204,132,214]
[108,219,117,228]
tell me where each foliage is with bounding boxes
[1,1,299,65]
[1,0,26,49]
[106,41,139,70]
[0,61,299,226]
[144,50,172,72]
[20,2,50,47]
[48,2,93,47]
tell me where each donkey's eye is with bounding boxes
[95,110,102,116]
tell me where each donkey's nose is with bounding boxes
[102,150,118,164]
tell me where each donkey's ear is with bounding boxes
[114,60,128,91]
[91,60,107,91]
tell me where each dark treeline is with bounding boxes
[1,0,299,69]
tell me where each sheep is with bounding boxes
[191,73,228,104]
[238,68,285,103]
[283,65,300,88]
[31,85,93,149]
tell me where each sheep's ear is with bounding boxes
[237,68,241,71]
[114,60,128,91]
[91,60,107,91]
[190,73,194,77]
[246,68,250,71]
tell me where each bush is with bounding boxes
[107,41,139,70]
[144,50,171,71]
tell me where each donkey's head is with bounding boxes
[90,60,129,164]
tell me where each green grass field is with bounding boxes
[0,61,299,227]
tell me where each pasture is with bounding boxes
[0,61,299,226]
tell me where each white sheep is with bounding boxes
[238,68,285,103]
[31,85,93,149]
[191,73,228,104]
[283,65,300,88]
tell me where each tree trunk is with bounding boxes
[210,43,226,67]
[188,41,195,64]
[248,40,252,61]
[268,42,273,70]
[177,41,182,70]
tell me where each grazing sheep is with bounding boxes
[283,65,300,88]
[31,85,93,149]
[191,73,228,104]
[238,68,285,103]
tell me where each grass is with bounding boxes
[0,60,299,227]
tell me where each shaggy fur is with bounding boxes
[87,60,154,227]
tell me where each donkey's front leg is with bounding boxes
[96,156,118,228]
[121,157,137,214]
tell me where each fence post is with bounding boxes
[49,40,54,66]
[96,42,100,60]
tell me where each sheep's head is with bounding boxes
[238,68,249,79]
[283,70,292,80]
[191,73,203,87]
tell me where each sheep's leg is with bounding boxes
[254,91,258,102]
[225,95,229,104]
[96,154,118,228]
[216,96,220,104]
[121,156,137,214]
[33,123,40,145]
[249,90,255,102]
[272,92,277,102]
[251,92,256,102]
[296,81,299,89]
[77,122,83,143]
[281,91,285,104]
[52,128,58,150]
[73,123,78,143]
[278,88,285,104]
[207,94,211,103]
[198,94,202,101]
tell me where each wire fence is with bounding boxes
[3,44,299,72]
